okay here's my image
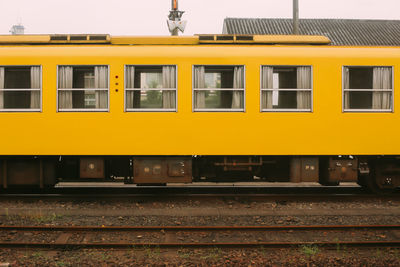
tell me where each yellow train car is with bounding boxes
[0,34,399,193]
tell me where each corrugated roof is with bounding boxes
[223,18,400,46]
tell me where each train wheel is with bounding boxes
[366,165,398,194]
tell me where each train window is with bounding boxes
[125,65,176,112]
[0,66,41,112]
[193,65,245,112]
[261,66,312,112]
[343,66,393,112]
[57,65,109,112]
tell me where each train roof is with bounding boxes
[0,34,331,46]
[223,18,400,46]
[3,17,400,47]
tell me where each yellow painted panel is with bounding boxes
[0,45,399,155]
[253,35,330,44]
[0,35,50,43]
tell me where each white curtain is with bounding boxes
[94,66,108,109]
[58,66,73,109]
[141,72,162,88]
[343,67,350,109]
[194,66,205,109]
[162,66,176,109]
[232,66,244,109]
[261,66,273,109]
[126,66,135,109]
[30,66,41,109]
[0,67,4,109]
[296,66,311,109]
[372,67,391,110]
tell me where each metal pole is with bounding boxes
[171,28,178,36]
[172,0,177,10]
[168,0,186,36]
[171,0,178,37]
[293,0,299,35]
[170,0,177,36]
[172,0,178,37]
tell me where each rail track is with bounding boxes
[0,182,371,194]
[1,191,399,203]
[1,225,399,249]
[1,183,399,198]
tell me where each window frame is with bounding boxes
[0,65,42,113]
[124,64,178,112]
[192,64,246,112]
[342,65,394,113]
[56,64,110,112]
[260,65,313,113]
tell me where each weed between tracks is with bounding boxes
[34,213,63,224]
[5,213,64,224]
[30,251,45,259]
[177,248,193,259]
[200,247,222,260]
[300,244,319,256]
[144,245,161,259]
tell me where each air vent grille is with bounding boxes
[236,35,254,41]
[49,34,110,43]
[199,35,214,41]
[69,35,87,41]
[197,34,255,44]
[89,35,108,41]
[216,35,234,41]
[50,35,68,41]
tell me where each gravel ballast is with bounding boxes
[0,195,399,266]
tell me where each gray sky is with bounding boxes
[1,0,400,36]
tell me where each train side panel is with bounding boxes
[0,45,398,156]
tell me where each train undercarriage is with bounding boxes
[0,155,399,193]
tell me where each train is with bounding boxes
[0,33,399,193]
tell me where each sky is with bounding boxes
[1,0,400,36]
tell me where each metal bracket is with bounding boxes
[168,10,184,21]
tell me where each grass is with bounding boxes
[376,248,382,257]
[33,213,62,224]
[144,246,161,259]
[333,237,342,252]
[177,249,193,259]
[6,212,63,224]
[31,251,44,259]
[200,247,222,260]
[300,244,319,257]
[259,245,268,256]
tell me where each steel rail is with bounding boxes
[0,241,399,249]
[1,224,399,249]
[0,224,400,231]
[0,193,385,199]
[2,183,399,196]
[2,189,398,199]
